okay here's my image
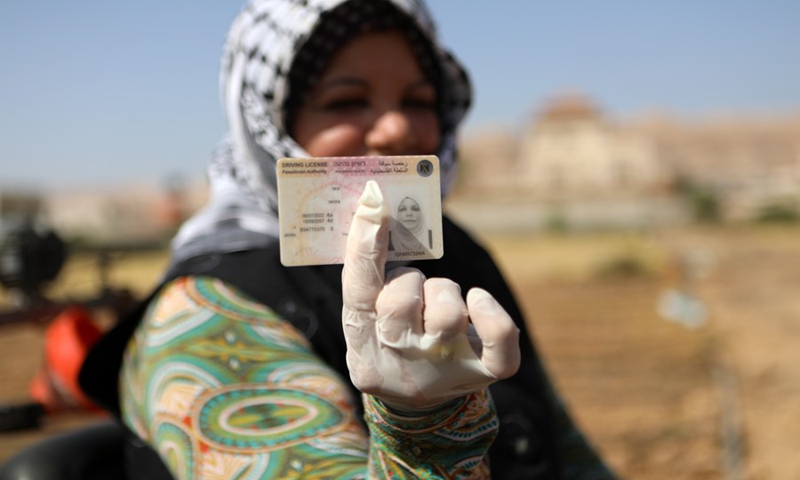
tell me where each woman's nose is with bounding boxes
[364,110,416,155]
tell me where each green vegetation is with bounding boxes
[675,177,721,223]
[595,254,652,278]
[755,203,799,224]
[544,209,568,234]
[688,189,721,223]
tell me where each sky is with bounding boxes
[1,1,799,190]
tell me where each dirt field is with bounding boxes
[1,225,798,479]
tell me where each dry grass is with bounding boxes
[477,229,666,283]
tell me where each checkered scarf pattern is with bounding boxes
[171,0,472,265]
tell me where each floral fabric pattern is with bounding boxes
[121,276,497,479]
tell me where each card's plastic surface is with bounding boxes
[277,156,443,266]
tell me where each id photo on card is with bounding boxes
[388,194,433,254]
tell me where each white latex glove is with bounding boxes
[342,181,521,412]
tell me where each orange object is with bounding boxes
[29,305,103,412]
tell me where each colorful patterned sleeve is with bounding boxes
[120,276,499,479]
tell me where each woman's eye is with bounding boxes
[398,206,407,212]
[403,98,437,110]
[322,98,368,111]
[411,205,420,212]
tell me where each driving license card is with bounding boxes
[277,155,443,267]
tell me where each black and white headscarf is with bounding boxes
[171,0,472,265]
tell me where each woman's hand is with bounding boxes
[341,181,521,412]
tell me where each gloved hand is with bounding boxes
[342,181,521,412]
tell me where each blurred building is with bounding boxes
[518,95,671,198]
[456,128,520,196]
[456,94,800,226]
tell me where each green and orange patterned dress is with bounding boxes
[120,276,499,479]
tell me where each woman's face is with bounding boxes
[397,197,421,231]
[291,30,440,157]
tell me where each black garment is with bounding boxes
[80,217,565,479]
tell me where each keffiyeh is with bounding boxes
[171,0,472,266]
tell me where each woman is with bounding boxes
[389,196,432,252]
[79,0,617,478]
